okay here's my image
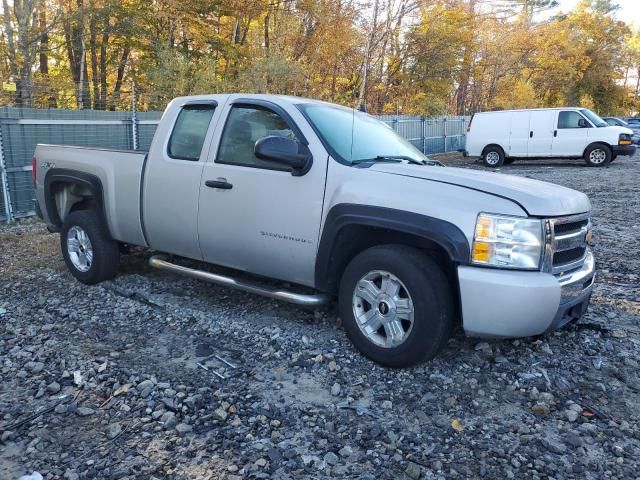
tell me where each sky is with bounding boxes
[553,0,640,26]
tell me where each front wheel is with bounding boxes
[584,144,611,167]
[61,210,120,285]
[338,245,454,367]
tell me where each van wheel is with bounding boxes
[338,245,454,368]
[584,144,611,167]
[482,146,505,168]
[60,210,120,285]
[610,154,617,162]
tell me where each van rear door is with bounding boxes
[528,110,556,157]
[508,111,531,157]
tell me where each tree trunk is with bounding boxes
[110,45,130,110]
[264,12,270,57]
[89,3,99,109]
[99,16,110,110]
[38,6,48,74]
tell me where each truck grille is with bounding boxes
[543,213,591,275]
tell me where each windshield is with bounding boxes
[300,104,427,164]
[580,109,607,128]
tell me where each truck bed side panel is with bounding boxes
[34,145,147,246]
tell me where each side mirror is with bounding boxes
[254,136,312,176]
[578,118,589,128]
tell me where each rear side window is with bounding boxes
[168,104,216,160]
[558,111,586,129]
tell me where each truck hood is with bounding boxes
[602,125,633,135]
[369,164,591,217]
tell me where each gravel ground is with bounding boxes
[1,154,639,480]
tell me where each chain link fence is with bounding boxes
[0,107,469,222]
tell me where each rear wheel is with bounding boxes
[584,144,611,167]
[60,210,120,285]
[338,245,454,367]
[482,146,505,168]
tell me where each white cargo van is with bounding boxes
[464,107,636,167]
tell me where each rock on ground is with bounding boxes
[0,155,639,478]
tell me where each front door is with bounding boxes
[552,111,590,157]
[197,99,328,287]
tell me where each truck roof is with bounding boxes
[169,93,342,109]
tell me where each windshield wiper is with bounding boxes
[352,155,432,166]
[352,155,444,167]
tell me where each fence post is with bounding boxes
[443,117,447,153]
[131,83,139,151]
[0,123,14,223]
[421,116,426,154]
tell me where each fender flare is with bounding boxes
[314,203,470,291]
[44,168,106,228]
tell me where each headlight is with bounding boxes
[619,133,632,145]
[471,213,543,269]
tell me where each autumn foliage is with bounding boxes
[1,0,639,114]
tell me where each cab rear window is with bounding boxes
[168,105,216,161]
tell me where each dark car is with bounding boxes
[625,117,640,126]
[604,117,640,145]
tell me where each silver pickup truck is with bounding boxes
[33,94,595,367]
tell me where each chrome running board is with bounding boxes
[148,255,331,307]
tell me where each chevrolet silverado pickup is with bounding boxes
[33,94,595,367]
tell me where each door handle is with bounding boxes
[554,130,558,137]
[529,131,533,138]
[205,179,233,190]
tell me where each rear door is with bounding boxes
[527,110,556,157]
[552,110,590,157]
[197,98,328,286]
[508,111,531,157]
[142,100,222,260]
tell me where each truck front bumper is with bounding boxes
[612,144,637,156]
[458,251,595,338]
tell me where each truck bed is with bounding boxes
[34,144,148,246]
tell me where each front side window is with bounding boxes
[168,104,216,160]
[300,104,425,164]
[217,106,301,170]
[558,111,589,129]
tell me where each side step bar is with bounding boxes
[148,255,331,307]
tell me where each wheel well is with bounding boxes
[48,181,100,227]
[481,144,505,157]
[323,224,461,319]
[583,142,612,157]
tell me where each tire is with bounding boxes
[60,210,120,285]
[482,146,505,168]
[338,245,454,367]
[610,154,617,162]
[503,158,515,165]
[584,144,611,167]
